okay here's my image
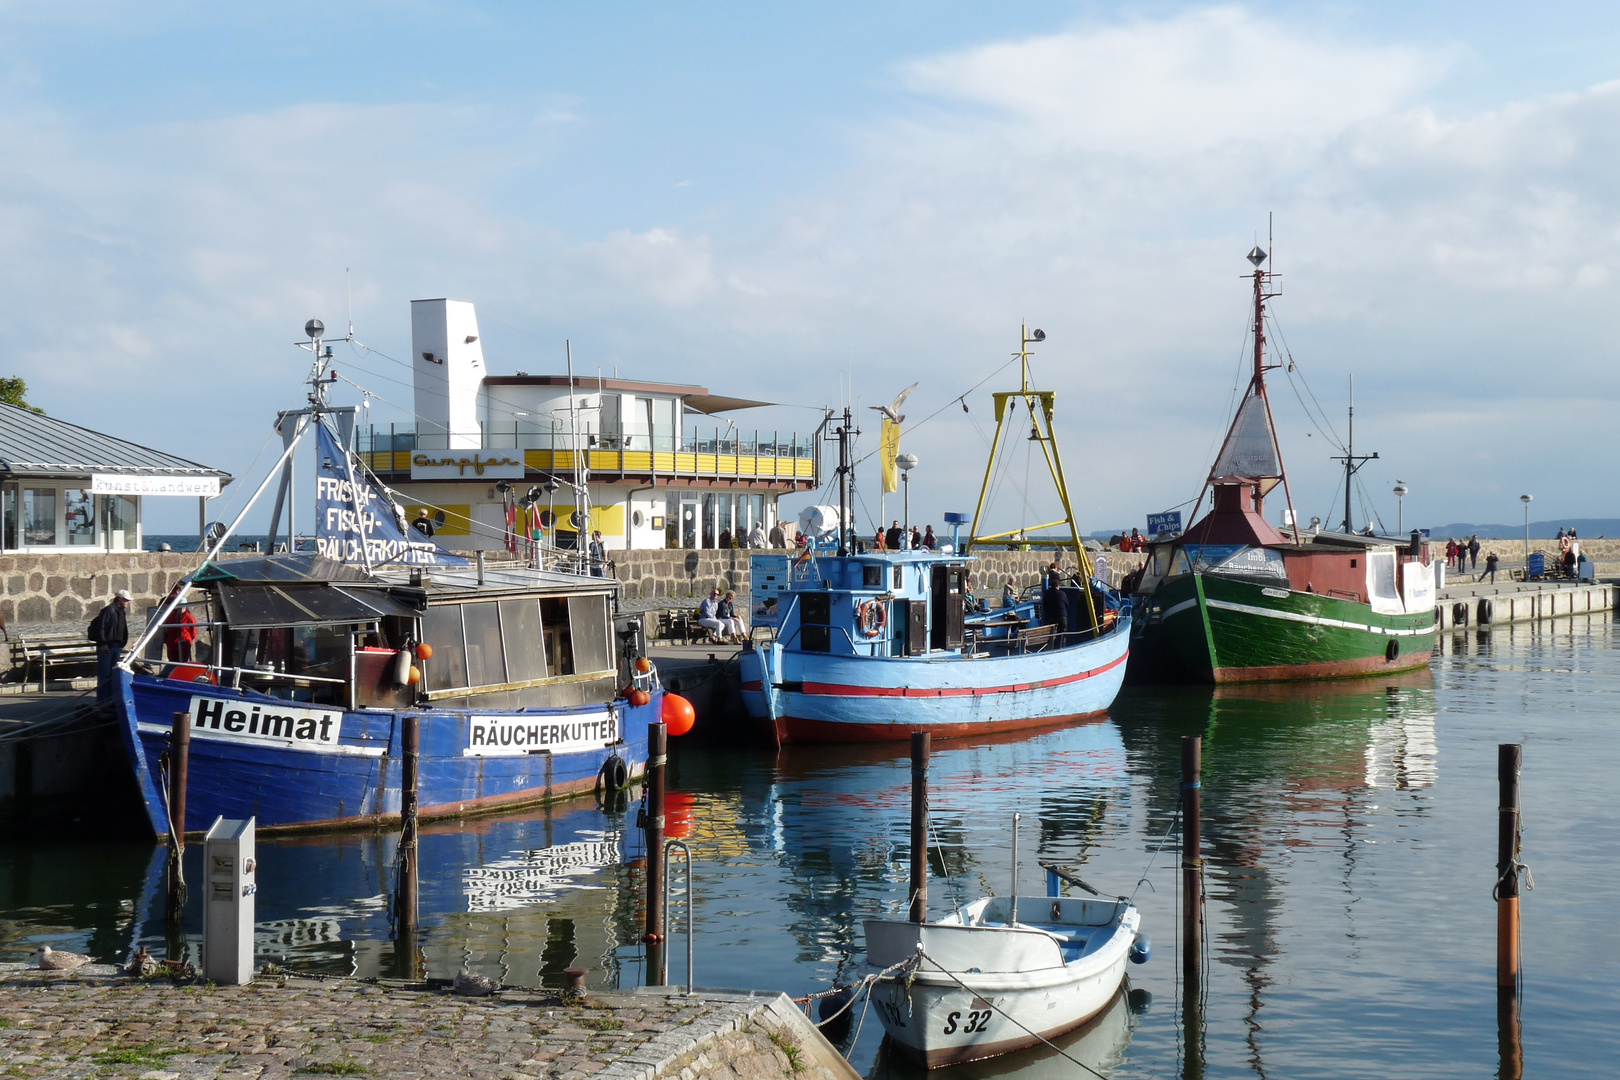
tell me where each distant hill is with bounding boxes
[1425,519,1620,540]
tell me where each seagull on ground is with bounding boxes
[453,968,498,997]
[37,945,95,971]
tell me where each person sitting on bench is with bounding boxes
[696,589,730,643]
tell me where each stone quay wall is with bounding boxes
[606,547,1149,605]
[0,552,208,630]
[0,965,856,1080]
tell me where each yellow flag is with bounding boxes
[880,418,901,494]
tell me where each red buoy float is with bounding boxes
[629,688,651,708]
[662,692,696,736]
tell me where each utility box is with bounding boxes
[203,816,257,985]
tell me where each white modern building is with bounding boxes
[358,299,820,551]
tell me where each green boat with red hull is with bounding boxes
[1129,245,1438,684]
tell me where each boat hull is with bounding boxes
[113,670,655,838]
[865,898,1139,1068]
[737,617,1131,744]
[1131,573,1436,684]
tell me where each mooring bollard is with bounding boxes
[563,966,588,996]
[165,710,190,929]
[910,731,930,924]
[643,722,668,985]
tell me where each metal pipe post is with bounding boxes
[1181,735,1202,988]
[910,731,930,923]
[1497,743,1521,988]
[164,710,190,928]
[643,723,668,983]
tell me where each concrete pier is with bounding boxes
[1434,579,1615,631]
[0,964,857,1080]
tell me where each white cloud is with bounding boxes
[4,7,1620,533]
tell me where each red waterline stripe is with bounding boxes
[800,650,1127,698]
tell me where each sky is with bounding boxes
[3,1,1619,536]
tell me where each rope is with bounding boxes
[911,951,1113,1080]
[1129,807,1181,905]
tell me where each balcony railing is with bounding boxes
[356,425,818,483]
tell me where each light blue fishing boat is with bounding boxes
[739,332,1130,744]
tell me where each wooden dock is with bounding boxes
[1434,578,1615,630]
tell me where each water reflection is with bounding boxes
[7,629,1620,1077]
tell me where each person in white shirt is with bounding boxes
[747,523,767,549]
[696,589,729,642]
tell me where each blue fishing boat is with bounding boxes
[738,329,1131,744]
[113,322,675,838]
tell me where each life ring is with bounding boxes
[857,599,888,638]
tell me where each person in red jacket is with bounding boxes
[162,585,198,662]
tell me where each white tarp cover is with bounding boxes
[1366,549,1405,615]
[1211,394,1282,480]
[1400,557,1436,613]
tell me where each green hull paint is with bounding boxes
[1131,572,1437,684]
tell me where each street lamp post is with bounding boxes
[1393,482,1408,535]
[897,454,918,540]
[1520,494,1533,566]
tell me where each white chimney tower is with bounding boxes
[411,299,486,450]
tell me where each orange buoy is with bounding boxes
[168,664,214,685]
[408,665,422,684]
[629,688,651,708]
[634,656,653,674]
[662,692,696,737]
[416,642,434,660]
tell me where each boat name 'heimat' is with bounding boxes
[412,452,523,476]
[188,697,340,746]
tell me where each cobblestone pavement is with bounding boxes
[0,966,851,1080]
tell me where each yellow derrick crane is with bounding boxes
[965,325,1100,633]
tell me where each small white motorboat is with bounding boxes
[864,834,1147,1068]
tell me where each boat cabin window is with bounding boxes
[892,565,903,590]
[1167,549,1193,578]
[539,597,575,676]
[499,598,548,682]
[226,622,357,706]
[567,594,612,674]
[462,601,507,687]
[421,605,470,691]
[863,564,882,589]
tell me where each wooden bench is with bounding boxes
[1017,624,1059,653]
[8,634,102,691]
[655,608,707,645]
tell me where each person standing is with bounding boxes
[909,526,922,550]
[1043,561,1067,634]
[161,585,197,663]
[588,530,606,577]
[747,521,767,549]
[1485,551,1500,583]
[884,520,903,551]
[769,521,786,548]
[412,508,435,537]
[89,589,132,703]
[922,525,936,550]
[1468,535,1481,570]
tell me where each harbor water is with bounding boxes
[3,615,1619,1076]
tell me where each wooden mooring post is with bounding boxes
[643,722,668,985]
[1181,735,1204,1080]
[1497,742,1524,1079]
[164,711,190,929]
[394,715,420,978]
[910,732,930,923]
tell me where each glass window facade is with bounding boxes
[63,489,95,546]
[22,489,55,546]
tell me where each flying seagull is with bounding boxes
[868,382,918,425]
